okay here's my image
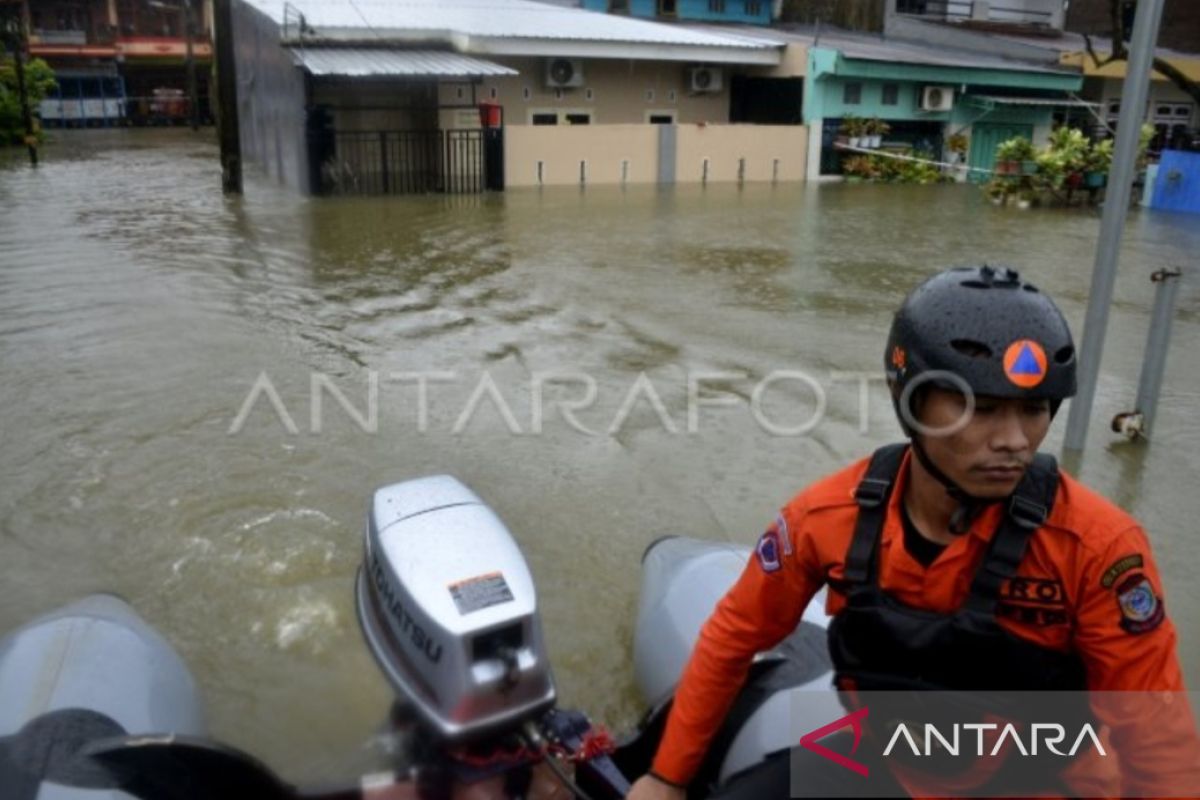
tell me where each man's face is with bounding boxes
[915,387,1053,499]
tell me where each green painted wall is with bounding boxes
[804,47,1083,124]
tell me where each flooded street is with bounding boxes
[2,129,1199,782]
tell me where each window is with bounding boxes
[523,87,532,100]
[530,110,593,125]
[585,88,595,101]
[843,82,862,105]
[658,0,677,15]
[645,89,656,102]
[647,110,677,124]
[489,87,498,100]
[882,83,900,105]
[609,0,629,10]
[745,0,762,14]
[708,0,726,12]
[668,89,677,103]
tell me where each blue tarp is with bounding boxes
[1150,150,1200,215]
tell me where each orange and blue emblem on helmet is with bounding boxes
[890,346,907,374]
[1003,339,1048,389]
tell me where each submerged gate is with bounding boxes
[314,128,501,196]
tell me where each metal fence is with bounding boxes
[319,129,490,196]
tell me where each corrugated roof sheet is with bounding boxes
[686,23,1076,74]
[291,47,517,77]
[243,0,775,49]
[969,95,1100,108]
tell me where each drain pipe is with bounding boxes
[1111,268,1183,441]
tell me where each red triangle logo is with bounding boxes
[798,706,870,777]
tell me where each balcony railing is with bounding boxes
[896,0,1057,28]
[32,27,119,46]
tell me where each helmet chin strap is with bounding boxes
[909,438,989,535]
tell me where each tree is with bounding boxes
[1082,0,1200,107]
[0,54,55,145]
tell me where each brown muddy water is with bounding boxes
[2,129,1198,782]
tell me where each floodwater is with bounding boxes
[2,129,1199,783]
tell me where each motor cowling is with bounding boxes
[356,476,556,743]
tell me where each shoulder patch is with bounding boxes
[1115,573,1165,634]
[1100,553,1143,588]
[756,527,782,574]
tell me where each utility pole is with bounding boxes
[1062,0,1167,452]
[185,0,198,130]
[213,0,241,193]
[2,3,38,166]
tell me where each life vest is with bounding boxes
[827,443,1088,693]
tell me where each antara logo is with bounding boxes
[798,707,1108,777]
[798,706,871,777]
[882,721,1107,758]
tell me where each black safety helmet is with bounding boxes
[885,265,1077,434]
[885,266,1077,533]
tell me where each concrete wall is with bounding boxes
[675,123,807,182]
[314,79,439,132]
[505,124,659,185]
[232,0,311,192]
[1090,77,1199,128]
[462,57,733,126]
[505,123,807,185]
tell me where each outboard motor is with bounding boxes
[356,475,557,743]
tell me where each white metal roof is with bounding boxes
[241,0,781,63]
[290,47,518,77]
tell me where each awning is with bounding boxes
[290,48,518,78]
[968,95,1101,109]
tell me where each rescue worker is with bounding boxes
[627,265,1198,799]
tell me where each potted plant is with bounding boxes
[841,115,865,149]
[843,154,873,182]
[1085,138,1113,188]
[947,132,969,163]
[864,118,890,149]
[995,137,1032,176]
[1048,127,1089,186]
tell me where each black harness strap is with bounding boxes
[964,453,1059,615]
[846,447,1059,612]
[844,444,908,585]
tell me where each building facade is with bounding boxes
[800,33,1084,179]
[579,0,774,27]
[232,0,809,194]
[23,0,213,125]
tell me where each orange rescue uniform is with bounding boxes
[652,450,1197,796]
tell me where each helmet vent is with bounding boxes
[960,280,989,289]
[951,339,993,359]
[1054,345,1075,364]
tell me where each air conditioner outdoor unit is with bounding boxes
[920,85,955,112]
[689,67,723,93]
[545,58,584,88]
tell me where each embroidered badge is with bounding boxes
[1115,573,1165,634]
[1100,553,1144,589]
[775,514,793,556]
[756,528,782,574]
[1003,339,1048,389]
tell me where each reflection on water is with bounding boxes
[2,129,1199,782]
